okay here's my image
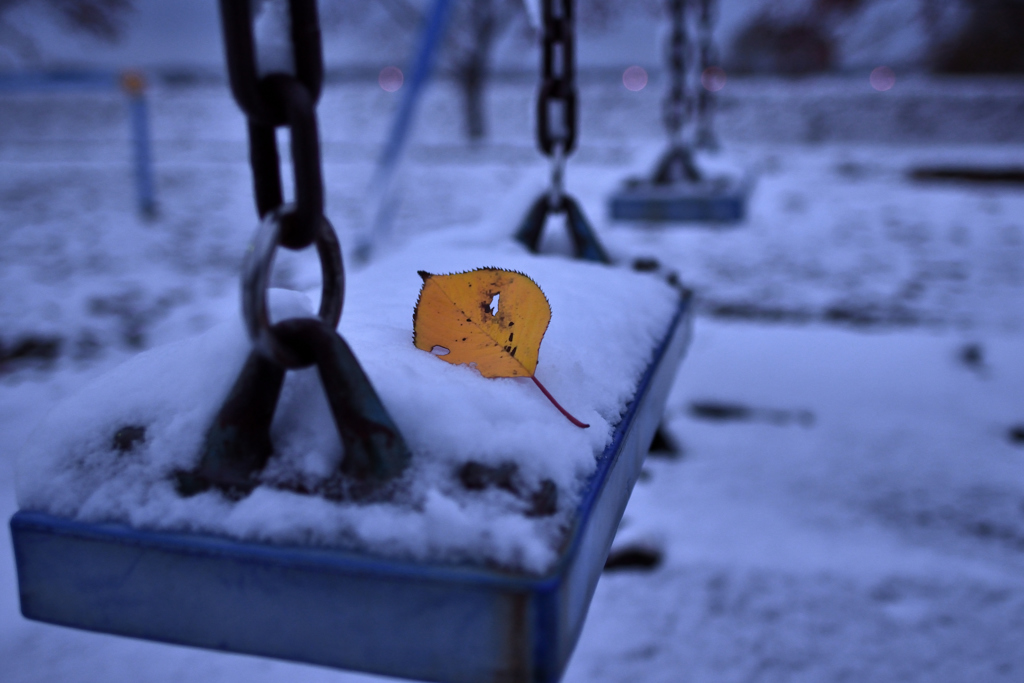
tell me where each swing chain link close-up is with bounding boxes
[662,0,690,147]
[219,0,343,366]
[220,0,326,252]
[537,0,577,207]
[180,0,411,497]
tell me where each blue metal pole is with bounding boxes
[122,71,157,218]
[0,70,157,218]
[357,0,453,260]
[374,0,453,188]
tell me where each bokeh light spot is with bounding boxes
[870,66,895,92]
[622,66,648,92]
[701,66,726,92]
[379,66,403,93]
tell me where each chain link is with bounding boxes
[218,0,341,366]
[537,0,578,160]
[548,145,566,208]
[180,0,410,497]
[662,0,690,147]
[695,0,719,150]
[220,0,323,126]
[242,207,343,369]
[517,0,609,262]
[220,0,325,251]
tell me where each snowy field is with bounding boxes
[2,76,1024,681]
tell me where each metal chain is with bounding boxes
[517,0,610,263]
[219,0,342,367]
[662,0,690,148]
[537,0,577,208]
[695,0,719,150]
[176,0,409,498]
[220,0,326,251]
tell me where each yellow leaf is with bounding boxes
[413,267,588,428]
[413,268,550,378]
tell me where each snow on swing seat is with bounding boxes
[11,230,692,683]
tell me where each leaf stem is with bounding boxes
[531,376,590,428]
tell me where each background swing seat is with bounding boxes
[610,173,750,224]
[11,290,693,683]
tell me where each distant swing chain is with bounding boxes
[695,0,720,150]
[662,0,690,150]
[537,0,577,209]
[513,0,610,264]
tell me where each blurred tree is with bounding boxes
[730,0,1024,75]
[728,0,866,74]
[928,0,1024,73]
[0,0,133,63]
[729,16,834,74]
[435,0,521,142]
[326,0,657,142]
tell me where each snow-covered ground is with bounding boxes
[2,77,1023,681]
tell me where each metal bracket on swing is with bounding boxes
[651,144,702,185]
[514,191,611,265]
[177,208,411,499]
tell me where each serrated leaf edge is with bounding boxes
[411,267,552,371]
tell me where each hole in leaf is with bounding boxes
[431,346,450,356]
[489,293,500,316]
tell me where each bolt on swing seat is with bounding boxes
[9,2,693,683]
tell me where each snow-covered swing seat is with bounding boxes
[10,2,693,683]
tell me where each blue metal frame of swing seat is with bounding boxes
[10,290,693,683]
